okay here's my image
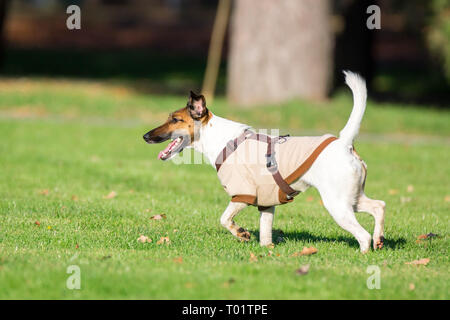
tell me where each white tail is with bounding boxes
[339,71,367,146]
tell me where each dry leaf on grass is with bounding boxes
[75,243,79,249]
[156,236,170,245]
[306,196,314,202]
[444,195,450,202]
[71,195,79,201]
[409,283,415,291]
[291,247,318,257]
[405,258,430,266]
[417,233,438,240]
[150,214,166,220]
[222,278,236,288]
[103,191,117,199]
[173,256,183,264]
[34,221,40,226]
[407,185,414,193]
[39,189,49,196]
[137,235,152,243]
[249,252,258,262]
[388,189,398,195]
[295,264,310,276]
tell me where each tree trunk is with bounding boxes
[0,0,10,70]
[227,0,333,106]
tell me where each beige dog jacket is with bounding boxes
[216,132,337,207]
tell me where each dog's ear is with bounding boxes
[188,90,207,119]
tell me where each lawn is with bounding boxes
[0,78,448,299]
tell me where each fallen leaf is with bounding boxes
[249,252,258,262]
[71,195,79,201]
[445,195,450,202]
[222,278,235,288]
[150,214,166,220]
[173,256,183,264]
[407,185,414,193]
[295,264,310,275]
[173,229,178,233]
[156,236,170,245]
[291,247,318,257]
[417,233,438,240]
[318,200,324,206]
[103,191,117,199]
[39,189,49,196]
[409,283,415,291]
[306,196,314,202]
[75,244,79,249]
[389,189,398,195]
[137,235,152,243]
[144,208,152,213]
[405,258,430,265]
[34,221,40,226]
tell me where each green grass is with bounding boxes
[0,78,448,299]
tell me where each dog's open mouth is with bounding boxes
[158,136,184,160]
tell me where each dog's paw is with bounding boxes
[373,235,385,250]
[236,228,251,242]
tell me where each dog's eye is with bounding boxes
[172,118,183,123]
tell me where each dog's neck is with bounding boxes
[192,113,250,167]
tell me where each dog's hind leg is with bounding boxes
[259,206,275,246]
[220,201,250,241]
[323,199,372,253]
[356,194,386,250]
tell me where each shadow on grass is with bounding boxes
[251,229,407,250]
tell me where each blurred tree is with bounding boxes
[333,0,375,91]
[202,0,231,102]
[227,0,333,106]
[427,0,450,83]
[0,0,10,69]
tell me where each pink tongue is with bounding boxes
[158,139,178,159]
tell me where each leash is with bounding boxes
[215,129,300,200]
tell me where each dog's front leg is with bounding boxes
[220,201,250,241]
[259,206,275,246]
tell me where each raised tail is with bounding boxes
[339,71,367,146]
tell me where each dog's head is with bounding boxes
[143,91,210,160]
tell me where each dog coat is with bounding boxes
[215,130,337,207]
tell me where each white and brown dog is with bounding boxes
[143,71,385,253]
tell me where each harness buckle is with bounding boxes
[266,153,278,173]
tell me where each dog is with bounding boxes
[143,71,385,253]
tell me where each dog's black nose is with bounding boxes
[143,133,150,141]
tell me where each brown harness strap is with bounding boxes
[215,129,299,199]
